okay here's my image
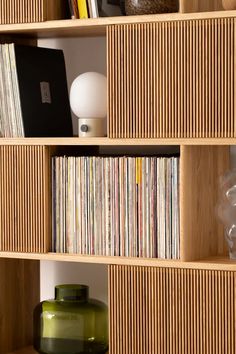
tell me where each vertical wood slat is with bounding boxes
[108,18,236,139]
[109,265,236,354]
[0,145,51,253]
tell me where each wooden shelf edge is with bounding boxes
[0,137,236,146]
[0,252,236,271]
[0,11,236,38]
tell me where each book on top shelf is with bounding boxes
[87,0,99,18]
[68,0,90,18]
[71,0,80,19]
[77,0,89,18]
[0,44,73,138]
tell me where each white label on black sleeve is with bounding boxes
[40,82,51,104]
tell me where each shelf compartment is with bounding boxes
[0,145,229,261]
[0,11,236,38]
[48,145,229,261]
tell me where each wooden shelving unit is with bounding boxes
[1,6,236,354]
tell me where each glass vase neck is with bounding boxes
[55,284,89,302]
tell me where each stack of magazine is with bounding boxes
[52,156,180,259]
[0,44,24,137]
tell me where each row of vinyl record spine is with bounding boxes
[52,156,180,259]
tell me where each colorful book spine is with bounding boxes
[77,0,89,18]
[87,0,99,18]
[71,0,80,18]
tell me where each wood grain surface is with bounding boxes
[109,265,236,354]
[0,0,66,24]
[180,145,229,261]
[180,0,223,12]
[0,146,51,253]
[0,259,39,353]
[108,18,235,139]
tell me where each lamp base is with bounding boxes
[78,118,105,137]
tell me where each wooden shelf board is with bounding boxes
[0,11,235,38]
[0,137,236,146]
[0,252,236,271]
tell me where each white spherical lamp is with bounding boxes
[70,72,107,137]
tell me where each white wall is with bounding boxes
[40,261,108,303]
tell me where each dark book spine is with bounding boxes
[68,0,75,19]
[72,0,80,18]
[86,0,91,18]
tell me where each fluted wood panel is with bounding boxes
[0,0,66,24]
[109,265,236,354]
[107,18,235,138]
[0,146,50,253]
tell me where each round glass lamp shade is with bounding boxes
[70,72,107,137]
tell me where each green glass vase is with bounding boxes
[33,284,108,354]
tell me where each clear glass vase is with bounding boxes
[125,0,179,16]
[33,284,108,354]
